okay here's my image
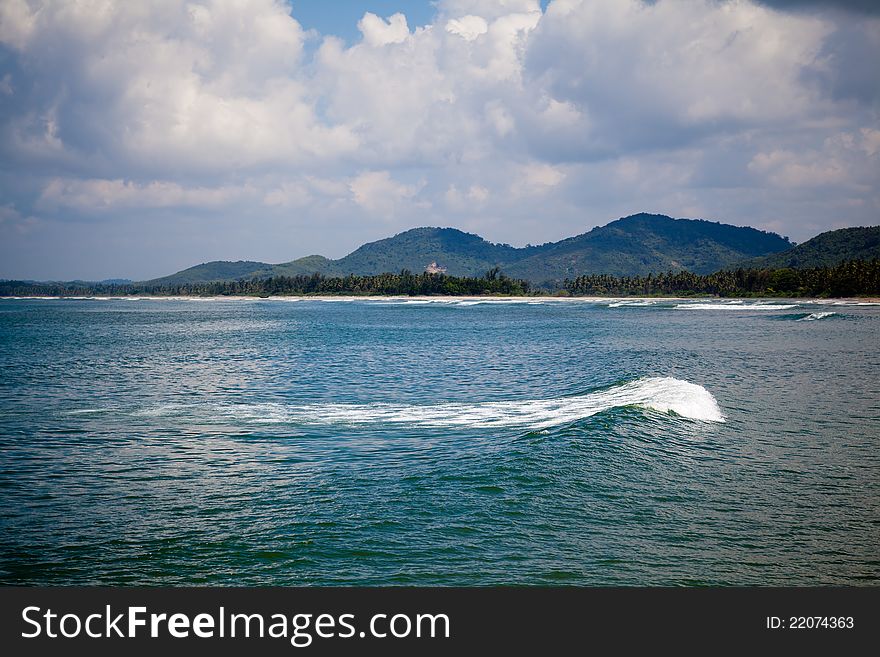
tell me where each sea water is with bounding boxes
[0,297,877,585]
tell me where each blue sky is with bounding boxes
[0,0,877,280]
[291,1,436,43]
[290,1,551,42]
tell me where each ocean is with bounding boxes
[0,297,878,585]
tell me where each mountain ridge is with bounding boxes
[736,226,880,270]
[144,213,805,286]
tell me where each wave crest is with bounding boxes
[161,377,724,429]
[676,302,797,310]
[608,300,661,308]
[796,311,836,321]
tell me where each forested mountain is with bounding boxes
[321,227,532,277]
[144,213,793,286]
[737,226,880,270]
[145,260,274,286]
[503,213,791,283]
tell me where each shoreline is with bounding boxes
[2,294,879,303]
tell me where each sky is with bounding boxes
[0,0,878,280]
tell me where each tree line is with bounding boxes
[0,269,530,297]
[563,259,880,297]
[1,260,878,298]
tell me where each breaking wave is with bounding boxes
[675,302,798,310]
[362,298,550,307]
[132,377,724,429]
[796,311,837,321]
[607,300,662,308]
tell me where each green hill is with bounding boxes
[327,227,532,277]
[267,255,335,277]
[737,226,880,269]
[144,213,794,286]
[504,213,791,283]
[146,260,274,286]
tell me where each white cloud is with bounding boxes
[860,128,880,157]
[446,15,488,41]
[468,185,490,202]
[445,183,490,210]
[5,0,861,177]
[513,162,566,196]
[0,203,40,235]
[485,100,516,137]
[747,127,878,190]
[349,170,423,217]
[306,176,351,198]
[263,181,312,208]
[445,184,464,209]
[615,159,641,185]
[358,12,411,46]
[39,178,255,211]
[540,98,582,129]
[0,0,38,50]
[0,0,360,176]
[526,0,834,153]
[438,0,542,22]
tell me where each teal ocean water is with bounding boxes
[1,297,878,585]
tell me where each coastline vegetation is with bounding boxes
[563,259,880,298]
[0,268,530,297]
[1,259,878,298]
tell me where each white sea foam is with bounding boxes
[675,302,798,310]
[424,298,546,306]
[797,311,837,321]
[608,300,660,307]
[132,403,189,417]
[355,298,550,307]
[147,377,723,429]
